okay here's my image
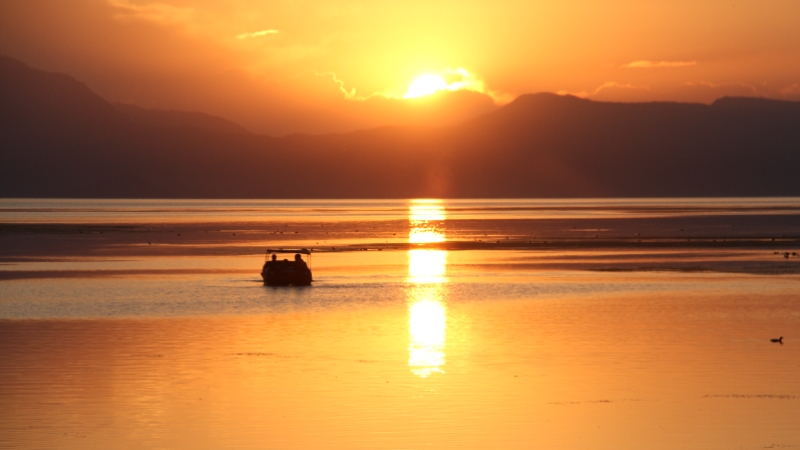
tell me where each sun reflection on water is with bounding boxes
[409,200,446,244]
[407,200,448,377]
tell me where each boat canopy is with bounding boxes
[267,248,311,255]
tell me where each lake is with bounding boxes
[1,198,799,449]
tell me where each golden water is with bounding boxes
[1,199,799,449]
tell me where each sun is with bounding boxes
[404,74,449,99]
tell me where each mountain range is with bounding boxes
[2,55,799,198]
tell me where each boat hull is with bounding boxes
[261,265,313,286]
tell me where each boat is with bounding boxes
[261,249,313,286]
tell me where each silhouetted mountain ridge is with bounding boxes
[114,103,251,134]
[1,56,799,198]
[0,56,129,133]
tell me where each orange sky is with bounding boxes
[2,0,800,135]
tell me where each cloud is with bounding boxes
[316,71,357,100]
[559,80,775,104]
[356,88,498,130]
[623,60,697,69]
[399,67,512,103]
[237,29,280,40]
[107,0,194,26]
[589,82,652,102]
[780,82,800,98]
[591,81,650,95]
[559,82,652,102]
[558,82,651,100]
[277,71,357,101]
[258,70,497,134]
[670,81,761,103]
[440,68,485,94]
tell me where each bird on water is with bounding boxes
[770,336,783,344]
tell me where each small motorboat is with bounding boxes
[261,249,313,286]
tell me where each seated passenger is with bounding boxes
[294,253,308,268]
[264,254,277,270]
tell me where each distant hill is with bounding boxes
[444,93,800,197]
[114,103,250,134]
[1,55,799,198]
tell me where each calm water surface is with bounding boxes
[2,197,800,223]
[1,199,799,449]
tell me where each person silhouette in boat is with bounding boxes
[263,254,278,272]
[294,253,308,269]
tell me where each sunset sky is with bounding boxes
[2,0,800,134]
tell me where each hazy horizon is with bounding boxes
[11,53,799,138]
[3,55,799,199]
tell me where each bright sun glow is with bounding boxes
[404,74,449,98]
[402,68,486,100]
